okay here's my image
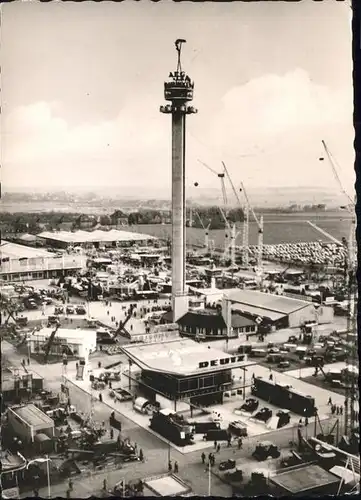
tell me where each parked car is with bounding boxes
[219,459,236,471]
[54,306,64,315]
[278,360,290,369]
[252,442,280,461]
[225,466,243,481]
[66,305,75,315]
[76,305,87,315]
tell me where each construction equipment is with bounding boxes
[239,181,264,280]
[197,160,232,258]
[43,322,60,362]
[114,304,136,340]
[195,212,211,252]
[222,162,249,267]
[321,140,358,436]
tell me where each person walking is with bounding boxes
[33,488,39,497]
[110,428,114,440]
[174,461,179,473]
[214,440,217,450]
[139,448,144,462]
[99,393,103,403]
[201,452,206,464]
[211,454,215,466]
[328,396,332,406]
[168,460,172,472]
[103,479,107,491]
[305,416,309,427]
[68,479,73,491]
[216,443,221,453]
[336,406,340,415]
[66,489,71,499]
[238,438,243,450]
[340,406,343,415]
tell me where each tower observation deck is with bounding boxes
[160,39,198,322]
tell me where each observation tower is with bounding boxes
[160,39,198,322]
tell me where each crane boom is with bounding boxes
[321,140,354,208]
[197,159,219,177]
[240,181,261,228]
[222,161,243,208]
[195,211,205,230]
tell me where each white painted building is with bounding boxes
[29,327,97,358]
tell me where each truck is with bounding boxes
[251,376,316,417]
[149,409,194,446]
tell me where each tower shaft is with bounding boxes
[171,111,186,298]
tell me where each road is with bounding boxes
[3,340,311,498]
[3,340,232,497]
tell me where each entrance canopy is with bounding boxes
[121,338,255,377]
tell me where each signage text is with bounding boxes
[198,355,245,369]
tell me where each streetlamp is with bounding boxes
[26,455,52,499]
[208,460,211,496]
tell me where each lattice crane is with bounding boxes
[195,211,212,252]
[197,159,232,257]
[320,140,358,435]
[239,181,264,282]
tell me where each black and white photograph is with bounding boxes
[0,1,359,498]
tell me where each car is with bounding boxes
[66,305,75,314]
[252,442,281,461]
[225,466,243,481]
[54,306,64,315]
[254,407,272,422]
[240,398,259,413]
[219,459,236,471]
[278,360,290,369]
[76,305,87,315]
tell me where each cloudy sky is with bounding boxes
[1,1,353,197]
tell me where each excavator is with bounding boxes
[43,322,61,362]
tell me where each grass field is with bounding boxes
[128,217,352,247]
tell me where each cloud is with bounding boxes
[2,69,353,191]
[208,69,351,157]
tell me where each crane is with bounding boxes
[238,181,264,283]
[195,211,211,252]
[43,322,60,362]
[320,140,357,435]
[197,160,232,256]
[113,304,136,340]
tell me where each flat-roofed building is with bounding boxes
[121,338,255,409]
[0,240,84,282]
[269,464,339,496]
[28,327,97,359]
[223,289,333,328]
[7,404,55,443]
[37,229,157,249]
